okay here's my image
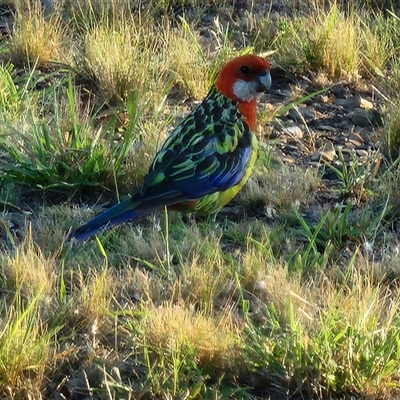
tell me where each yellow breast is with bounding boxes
[194,133,258,215]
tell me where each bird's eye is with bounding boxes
[240,65,251,74]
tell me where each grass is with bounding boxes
[0,290,56,397]
[9,2,65,66]
[252,2,400,79]
[243,269,400,396]
[82,17,172,103]
[2,0,400,398]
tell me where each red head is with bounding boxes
[215,54,271,130]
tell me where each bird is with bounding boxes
[68,54,271,242]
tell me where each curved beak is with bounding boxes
[258,70,272,91]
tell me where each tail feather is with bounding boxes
[68,199,141,242]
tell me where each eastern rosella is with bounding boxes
[68,54,271,241]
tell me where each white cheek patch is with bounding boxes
[232,79,260,102]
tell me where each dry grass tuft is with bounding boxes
[246,165,320,210]
[82,16,172,104]
[0,290,54,396]
[10,2,65,66]
[305,4,359,78]
[168,32,209,99]
[382,100,400,160]
[238,241,272,293]
[140,303,241,369]
[180,240,227,308]
[0,230,57,304]
[68,0,132,25]
[76,267,114,322]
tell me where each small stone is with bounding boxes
[41,0,55,8]
[360,97,374,110]
[259,93,271,102]
[275,89,291,98]
[283,143,300,153]
[313,102,333,113]
[344,141,356,150]
[356,149,369,158]
[111,367,122,384]
[339,120,351,128]
[336,97,356,109]
[288,106,316,122]
[316,139,336,162]
[335,95,374,111]
[284,125,304,140]
[330,135,343,143]
[310,151,322,162]
[255,280,267,294]
[351,108,376,127]
[317,125,337,132]
[308,160,321,166]
[347,132,364,147]
[344,96,362,110]
[353,126,364,133]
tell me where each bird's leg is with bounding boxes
[219,214,230,232]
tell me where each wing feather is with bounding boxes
[133,88,254,207]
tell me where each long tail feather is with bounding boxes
[68,199,141,242]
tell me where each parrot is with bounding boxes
[68,54,271,242]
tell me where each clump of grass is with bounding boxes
[252,3,399,79]
[0,232,57,303]
[76,267,114,323]
[243,267,400,397]
[0,62,40,121]
[250,15,307,71]
[245,165,320,210]
[359,19,393,78]
[0,76,146,194]
[180,238,227,308]
[0,291,58,397]
[324,148,380,203]
[168,17,241,98]
[140,303,239,368]
[81,12,242,103]
[303,3,359,78]
[82,16,173,104]
[168,26,210,99]
[308,4,400,78]
[235,238,275,294]
[127,302,241,397]
[67,0,132,30]
[382,101,400,161]
[288,202,388,273]
[9,1,65,66]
